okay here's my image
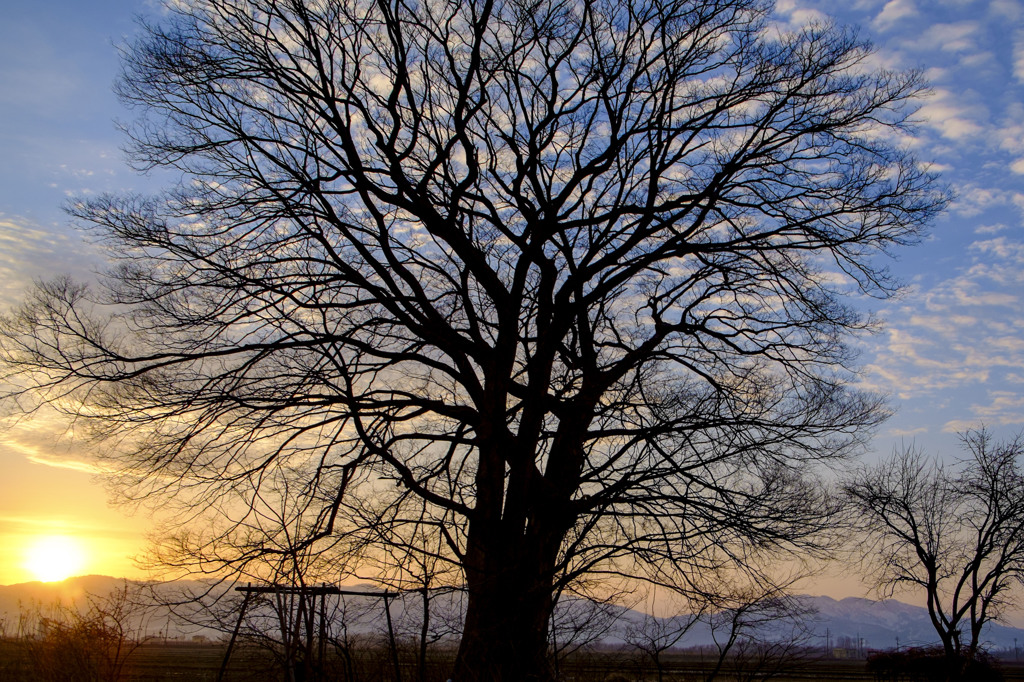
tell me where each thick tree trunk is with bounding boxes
[453,578,553,680]
[451,516,562,681]
[450,405,585,680]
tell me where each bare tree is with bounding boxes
[352,495,464,682]
[16,581,155,682]
[549,581,631,676]
[0,0,946,678]
[624,588,703,682]
[846,429,1024,672]
[702,586,815,682]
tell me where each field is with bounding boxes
[2,640,1024,682]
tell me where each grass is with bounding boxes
[3,639,1024,681]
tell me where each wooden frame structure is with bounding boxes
[217,583,401,682]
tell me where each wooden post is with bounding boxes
[384,593,402,682]
[218,583,253,682]
[317,588,327,677]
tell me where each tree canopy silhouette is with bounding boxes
[0,0,946,678]
[847,429,1024,673]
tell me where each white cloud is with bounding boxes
[970,237,1024,263]
[916,88,988,141]
[950,185,1021,217]
[906,313,979,336]
[916,21,983,52]
[887,426,929,437]
[1015,30,1024,82]
[0,215,100,306]
[918,161,954,174]
[771,0,830,30]
[959,51,995,69]
[973,223,1009,234]
[989,0,1023,20]
[996,112,1024,155]
[0,435,109,475]
[943,392,1024,431]
[873,0,919,29]
[864,233,1024,404]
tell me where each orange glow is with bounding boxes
[23,535,88,582]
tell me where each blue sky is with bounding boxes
[0,0,1022,590]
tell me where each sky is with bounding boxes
[0,0,1022,606]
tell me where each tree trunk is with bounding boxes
[451,516,562,681]
[453,567,555,679]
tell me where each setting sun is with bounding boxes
[23,535,87,582]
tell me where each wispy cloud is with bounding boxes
[0,215,100,304]
[1000,106,1024,154]
[990,0,1023,22]
[950,185,1024,217]
[0,423,112,475]
[864,230,1024,404]
[943,392,1024,431]
[0,515,123,534]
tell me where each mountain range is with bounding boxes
[2,575,1023,653]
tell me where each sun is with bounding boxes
[23,535,88,582]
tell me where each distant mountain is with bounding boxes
[797,595,1024,652]
[0,575,129,622]
[3,576,1023,653]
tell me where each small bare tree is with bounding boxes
[625,588,703,682]
[351,495,464,682]
[18,581,154,682]
[549,581,630,676]
[700,582,814,682]
[846,428,1024,670]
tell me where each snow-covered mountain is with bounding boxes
[797,595,1024,652]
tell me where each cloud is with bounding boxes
[0,434,109,475]
[996,106,1024,154]
[969,237,1024,264]
[0,215,100,306]
[905,313,979,336]
[873,0,918,29]
[973,223,1009,235]
[886,425,929,437]
[0,410,113,476]
[0,515,116,533]
[769,0,830,33]
[916,88,988,141]
[950,185,1024,217]
[1016,30,1024,82]
[943,392,1024,431]
[864,232,1024,404]
[958,51,995,69]
[918,161,954,174]
[912,21,983,53]
[990,0,1023,21]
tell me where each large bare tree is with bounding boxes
[1,0,946,678]
[846,429,1024,672]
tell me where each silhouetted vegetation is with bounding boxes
[3,582,152,682]
[867,647,1005,682]
[847,429,1024,666]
